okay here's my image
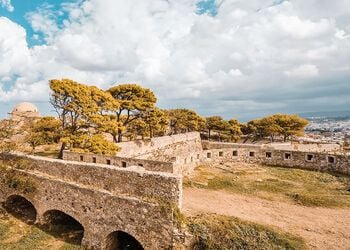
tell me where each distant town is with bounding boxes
[303,112,350,144]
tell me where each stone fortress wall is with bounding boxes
[66,132,350,176]
[64,132,203,175]
[0,153,182,249]
[202,141,350,175]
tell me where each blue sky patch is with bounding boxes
[0,0,78,47]
[196,0,218,16]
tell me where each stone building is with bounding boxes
[9,102,40,120]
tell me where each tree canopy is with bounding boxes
[24,116,61,151]
[243,114,308,142]
[167,109,205,134]
[0,119,19,153]
[49,79,121,157]
[107,84,157,142]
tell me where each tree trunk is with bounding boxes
[208,129,211,141]
[31,145,35,154]
[58,142,66,159]
[117,133,123,142]
[112,134,117,143]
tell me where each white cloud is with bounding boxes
[25,4,60,43]
[0,0,350,119]
[335,29,350,40]
[0,17,30,77]
[229,69,243,76]
[0,0,14,12]
[276,15,333,39]
[285,64,319,78]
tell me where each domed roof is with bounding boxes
[12,102,39,113]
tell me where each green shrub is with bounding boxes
[0,164,37,194]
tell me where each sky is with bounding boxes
[0,0,350,121]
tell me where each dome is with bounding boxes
[12,102,39,113]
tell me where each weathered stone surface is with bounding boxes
[202,141,350,175]
[63,151,175,174]
[65,132,203,176]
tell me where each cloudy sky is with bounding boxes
[0,0,349,121]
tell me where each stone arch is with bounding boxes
[105,230,144,250]
[3,194,37,224]
[42,209,85,245]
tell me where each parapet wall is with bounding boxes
[69,132,204,176]
[202,141,350,175]
[117,132,202,159]
[63,151,175,173]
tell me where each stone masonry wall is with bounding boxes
[261,150,350,174]
[63,151,175,173]
[68,132,204,176]
[202,141,350,175]
[117,132,201,158]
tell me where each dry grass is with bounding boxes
[184,163,350,207]
[188,214,306,250]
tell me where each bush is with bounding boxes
[0,164,36,194]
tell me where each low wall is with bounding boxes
[202,141,350,175]
[261,150,350,174]
[63,151,175,173]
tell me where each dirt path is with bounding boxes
[183,188,350,250]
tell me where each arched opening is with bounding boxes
[41,210,84,245]
[105,231,144,250]
[3,195,37,224]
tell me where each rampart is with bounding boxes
[0,153,182,249]
[65,132,204,175]
[64,133,350,176]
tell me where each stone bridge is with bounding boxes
[0,154,182,249]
